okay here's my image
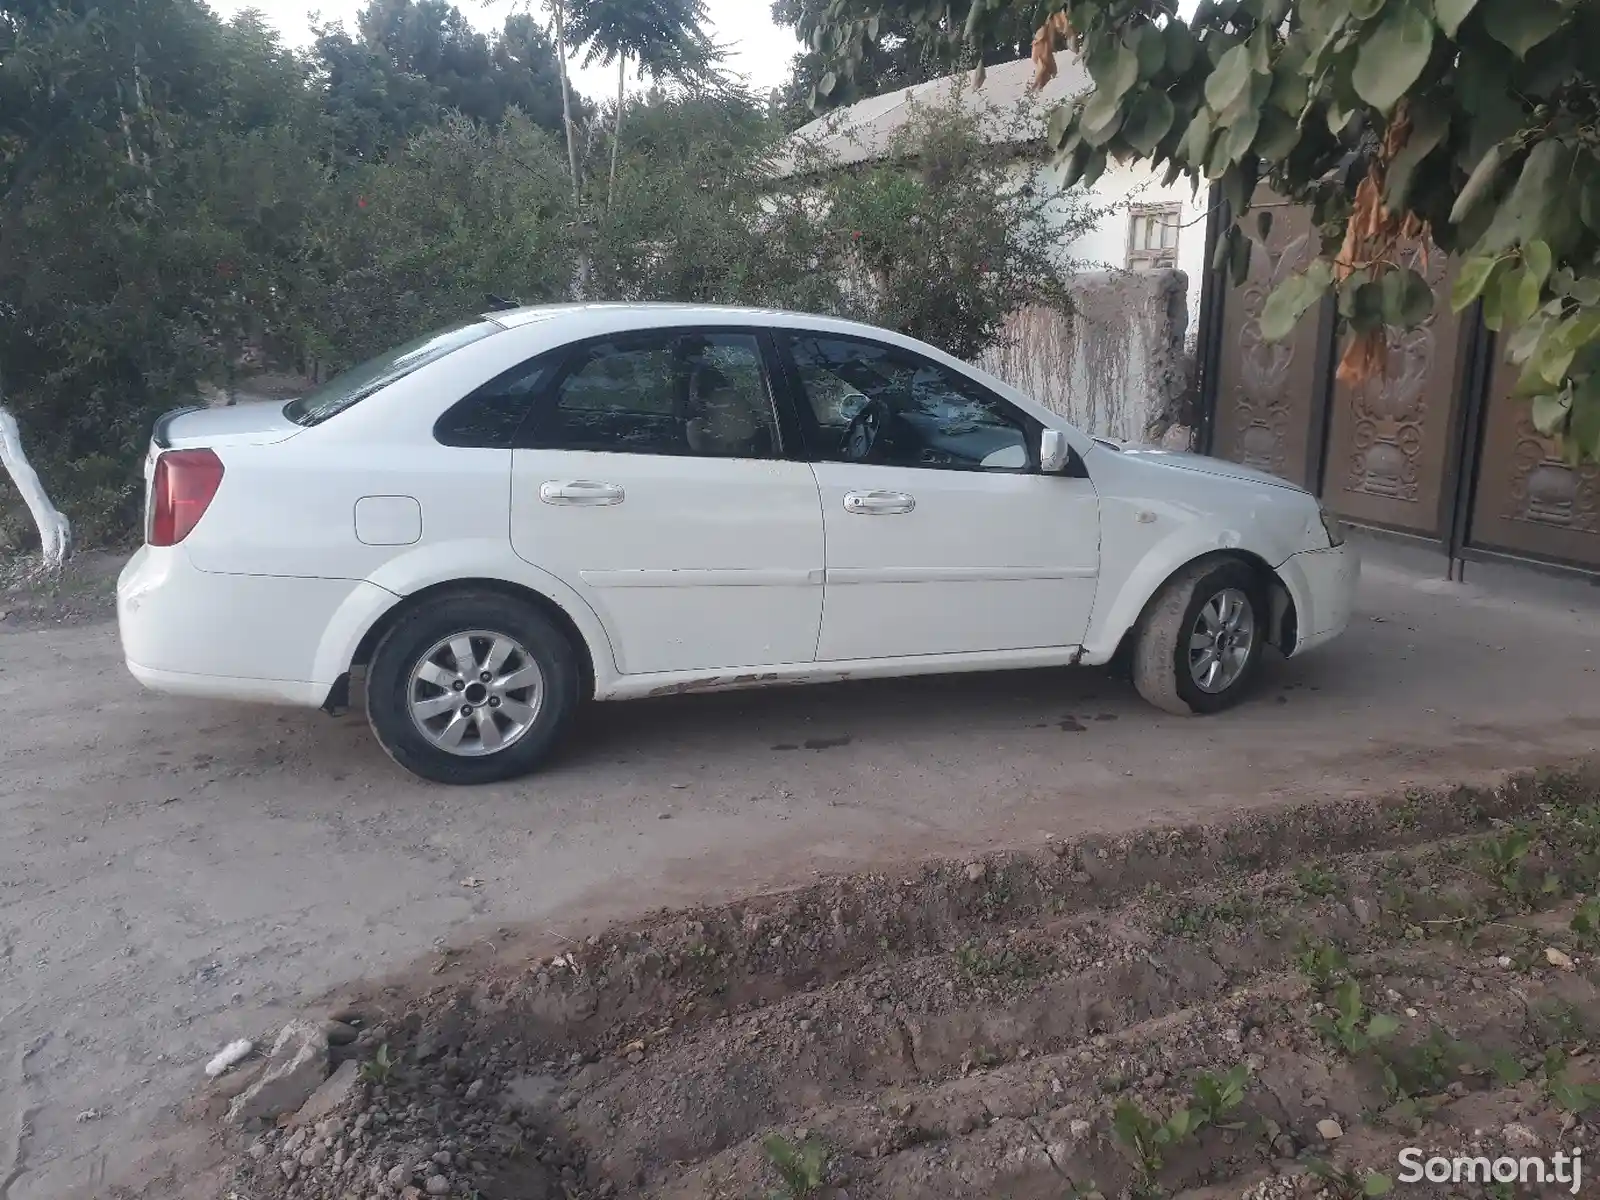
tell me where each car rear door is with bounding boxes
[775,329,1100,662]
[507,327,825,676]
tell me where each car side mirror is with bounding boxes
[1039,429,1071,474]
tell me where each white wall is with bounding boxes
[1015,158,1209,342]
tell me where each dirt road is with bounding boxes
[1,540,1597,1200]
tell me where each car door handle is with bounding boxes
[843,490,915,515]
[540,480,625,506]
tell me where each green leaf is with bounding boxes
[1221,105,1260,164]
[1090,41,1141,106]
[1179,106,1217,168]
[1366,1012,1402,1039]
[1531,391,1572,435]
[1450,141,1511,225]
[1581,170,1600,234]
[1080,88,1126,147]
[1254,108,1301,160]
[1132,24,1166,79]
[1228,225,1253,284]
[1380,267,1434,327]
[1364,1173,1395,1196]
[1479,259,1514,328]
[1121,91,1176,156]
[1047,102,1077,150]
[1204,44,1254,113]
[1383,99,1449,211]
[1524,239,1552,286]
[1352,3,1435,114]
[1351,0,1387,17]
[1496,264,1544,328]
[1571,377,1600,460]
[1476,140,1576,256]
[1480,0,1566,57]
[1163,22,1197,74]
[1433,0,1478,36]
[1260,259,1334,340]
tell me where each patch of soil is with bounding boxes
[211,763,1600,1199]
[0,550,123,628]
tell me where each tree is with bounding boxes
[769,0,1033,125]
[567,0,727,209]
[806,0,1600,464]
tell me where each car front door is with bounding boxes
[776,330,1099,662]
[506,328,824,676]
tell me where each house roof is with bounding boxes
[774,54,1092,177]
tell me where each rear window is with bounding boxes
[284,320,500,426]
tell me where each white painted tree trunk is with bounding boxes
[0,405,72,570]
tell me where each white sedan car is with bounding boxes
[117,304,1358,784]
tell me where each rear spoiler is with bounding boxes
[152,405,204,450]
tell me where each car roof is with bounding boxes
[484,302,910,341]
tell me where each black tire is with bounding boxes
[1132,557,1268,716]
[365,590,580,785]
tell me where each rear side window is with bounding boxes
[285,320,499,427]
[521,331,780,459]
[434,355,558,448]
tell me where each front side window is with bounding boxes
[783,333,1033,472]
[285,320,500,426]
[522,331,779,458]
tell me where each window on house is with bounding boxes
[1127,205,1181,270]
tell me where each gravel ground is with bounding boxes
[0,537,1597,1199]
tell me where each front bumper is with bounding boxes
[1278,541,1360,656]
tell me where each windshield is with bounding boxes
[284,320,500,426]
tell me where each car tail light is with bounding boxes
[148,449,225,546]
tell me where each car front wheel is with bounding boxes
[365,590,580,784]
[1133,558,1268,716]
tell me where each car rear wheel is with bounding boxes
[1132,558,1267,716]
[365,591,580,784]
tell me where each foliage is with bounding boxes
[818,89,1101,361]
[1541,1047,1600,1115]
[761,1132,829,1198]
[1292,935,1349,989]
[1111,1063,1249,1180]
[1310,979,1401,1055]
[358,1043,395,1084]
[1571,894,1600,947]
[0,0,1091,552]
[809,0,1600,463]
[770,0,1036,126]
[1306,1159,1394,1198]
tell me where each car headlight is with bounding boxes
[1319,505,1346,548]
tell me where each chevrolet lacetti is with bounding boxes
[117,304,1359,784]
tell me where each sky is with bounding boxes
[209,0,805,101]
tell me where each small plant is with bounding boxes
[1189,1063,1250,1126]
[1306,1158,1394,1197]
[1379,1029,1463,1103]
[1111,1064,1250,1182]
[1488,1049,1528,1086]
[1294,862,1343,898]
[1293,935,1349,989]
[1571,895,1600,948]
[953,938,1040,981]
[1310,980,1401,1056]
[1477,826,1563,906]
[358,1043,394,1085]
[1161,895,1256,937]
[761,1132,829,1198]
[1541,1048,1600,1116]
